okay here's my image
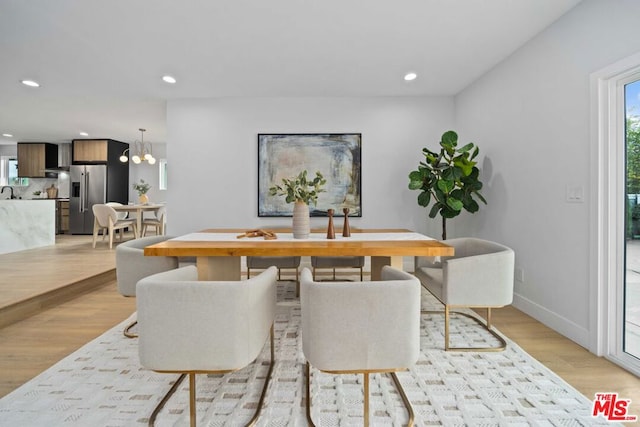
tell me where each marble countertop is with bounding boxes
[0,200,56,255]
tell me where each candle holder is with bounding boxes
[342,208,351,237]
[326,209,335,239]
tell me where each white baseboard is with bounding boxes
[512,293,591,350]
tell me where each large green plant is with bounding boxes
[408,130,486,239]
[268,170,326,206]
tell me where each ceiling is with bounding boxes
[0,0,582,145]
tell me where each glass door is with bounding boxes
[624,78,640,361]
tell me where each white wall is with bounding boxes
[166,97,454,239]
[454,0,640,348]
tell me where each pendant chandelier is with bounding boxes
[119,128,156,164]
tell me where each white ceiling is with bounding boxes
[0,0,582,145]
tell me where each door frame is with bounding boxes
[591,51,640,376]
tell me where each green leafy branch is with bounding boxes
[269,170,326,206]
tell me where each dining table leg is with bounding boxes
[370,256,404,281]
[197,256,242,281]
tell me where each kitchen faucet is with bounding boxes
[1,186,16,199]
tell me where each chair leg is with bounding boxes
[444,305,450,351]
[92,222,98,248]
[423,305,507,352]
[295,268,300,297]
[363,372,369,426]
[389,372,415,427]
[149,373,187,427]
[359,266,363,281]
[189,373,196,427]
[123,319,138,338]
[147,326,275,427]
[109,227,114,249]
[306,366,415,427]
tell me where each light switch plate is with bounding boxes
[566,185,584,203]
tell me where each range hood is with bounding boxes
[43,143,71,173]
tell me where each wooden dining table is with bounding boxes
[112,204,163,238]
[144,228,454,280]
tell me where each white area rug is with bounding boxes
[0,281,608,426]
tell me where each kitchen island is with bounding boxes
[0,200,55,255]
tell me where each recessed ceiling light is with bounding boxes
[162,75,177,84]
[2,133,13,138]
[79,131,89,136]
[404,72,417,81]
[21,79,40,87]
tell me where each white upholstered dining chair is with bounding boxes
[92,204,137,249]
[115,235,178,338]
[300,266,421,426]
[137,265,278,427]
[414,237,515,351]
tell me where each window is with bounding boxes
[0,156,28,186]
[159,159,167,190]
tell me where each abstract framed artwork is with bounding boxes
[258,133,362,217]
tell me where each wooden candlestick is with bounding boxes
[342,208,351,237]
[326,209,335,239]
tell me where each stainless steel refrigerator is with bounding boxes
[70,165,107,234]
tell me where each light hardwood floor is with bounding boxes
[0,236,638,418]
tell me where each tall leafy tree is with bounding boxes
[408,130,486,239]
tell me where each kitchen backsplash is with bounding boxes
[3,174,70,199]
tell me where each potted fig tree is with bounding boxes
[408,130,486,239]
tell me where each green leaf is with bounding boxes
[428,203,440,218]
[437,179,454,193]
[450,189,464,200]
[408,170,423,181]
[441,130,458,147]
[417,191,431,207]
[408,179,423,190]
[457,142,474,153]
[475,192,488,204]
[470,146,479,160]
[464,199,480,213]
[453,157,475,176]
[447,198,463,211]
[440,205,459,218]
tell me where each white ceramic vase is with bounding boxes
[292,201,310,239]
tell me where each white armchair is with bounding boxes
[414,237,515,351]
[300,266,421,426]
[137,265,278,427]
[115,235,179,337]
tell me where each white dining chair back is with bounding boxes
[137,265,278,426]
[300,266,421,426]
[106,201,128,220]
[414,237,515,351]
[92,204,137,249]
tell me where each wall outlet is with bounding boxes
[515,267,524,282]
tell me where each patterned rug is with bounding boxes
[0,280,607,426]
